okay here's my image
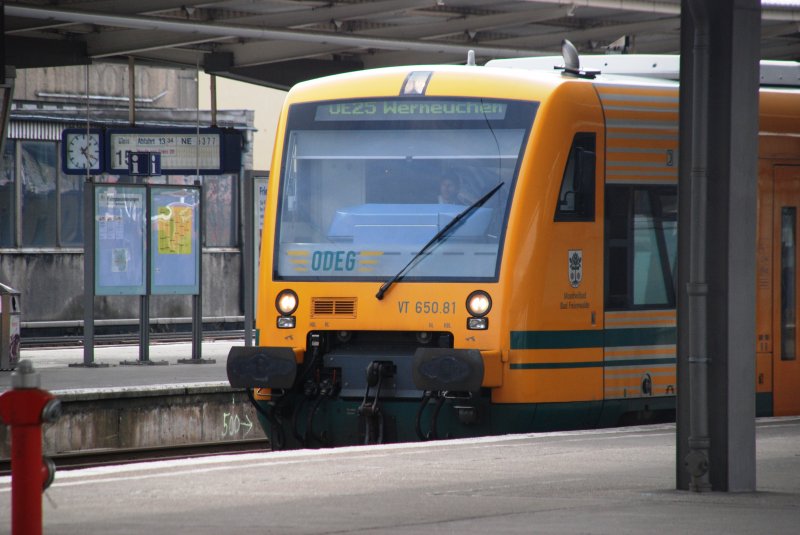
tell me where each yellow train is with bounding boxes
[227,49,800,448]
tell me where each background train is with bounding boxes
[227,50,800,449]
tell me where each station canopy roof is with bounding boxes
[5,0,800,90]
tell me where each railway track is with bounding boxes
[0,438,270,476]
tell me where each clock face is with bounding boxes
[65,132,101,171]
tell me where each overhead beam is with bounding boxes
[761,22,800,39]
[360,50,466,69]
[68,0,205,15]
[5,0,205,34]
[516,0,799,21]
[761,41,800,60]
[215,5,568,68]
[357,5,572,39]
[4,4,551,60]
[81,0,436,56]
[86,30,232,58]
[222,0,435,27]
[122,48,206,69]
[210,57,365,91]
[484,17,681,49]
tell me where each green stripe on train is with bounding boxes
[510,327,676,350]
[510,357,677,370]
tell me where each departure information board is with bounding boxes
[106,127,241,175]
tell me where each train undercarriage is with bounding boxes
[228,330,675,449]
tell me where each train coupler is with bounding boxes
[415,390,478,441]
[358,360,396,445]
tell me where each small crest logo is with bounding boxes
[568,249,583,288]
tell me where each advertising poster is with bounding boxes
[150,186,200,294]
[95,185,146,295]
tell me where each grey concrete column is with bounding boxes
[676,3,695,491]
[677,0,759,492]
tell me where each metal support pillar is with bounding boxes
[243,172,254,347]
[73,65,107,368]
[677,0,759,492]
[179,180,214,364]
[128,56,136,126]
[121,187,166,366]
[79,176,99,367]
[210,74,217,127]
[140,214,150,363]
[179,62,214,364]
[74,64,106,368]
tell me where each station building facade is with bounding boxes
[0,64,255,337]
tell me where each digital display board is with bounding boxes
[106,127,242,175]
[110,130,220,173]
[314,99,508,122]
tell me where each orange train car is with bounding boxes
[227,50,800,448]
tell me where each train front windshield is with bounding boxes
[274,98,537,281]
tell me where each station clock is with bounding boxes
[62,128,105,174]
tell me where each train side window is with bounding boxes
[632,190,670,306]
[555,133,596,222]
[605,187,631,309]
[781,207,797,361]
[605,185,677,310]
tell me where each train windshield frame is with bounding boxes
[273,97,538,282]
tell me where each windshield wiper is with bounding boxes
[375,181,505,301]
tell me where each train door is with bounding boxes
[772,165,800,415]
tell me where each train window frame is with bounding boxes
[554,132,596,222]
[271,96,538,283]
[604,184,677,311]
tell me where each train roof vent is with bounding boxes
[311,297,357,319]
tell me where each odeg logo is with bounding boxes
[568,250,583,289]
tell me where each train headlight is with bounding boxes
[276,289,298,316]
[466,290,492,317]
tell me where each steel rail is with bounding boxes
[0,438,270,476]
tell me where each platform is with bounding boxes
[0,340,237,392]
[2,419,799,534]
[0,341,265,457]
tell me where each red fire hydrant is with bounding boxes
[0,360,61,535]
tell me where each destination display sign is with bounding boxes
[314,99,508,122]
